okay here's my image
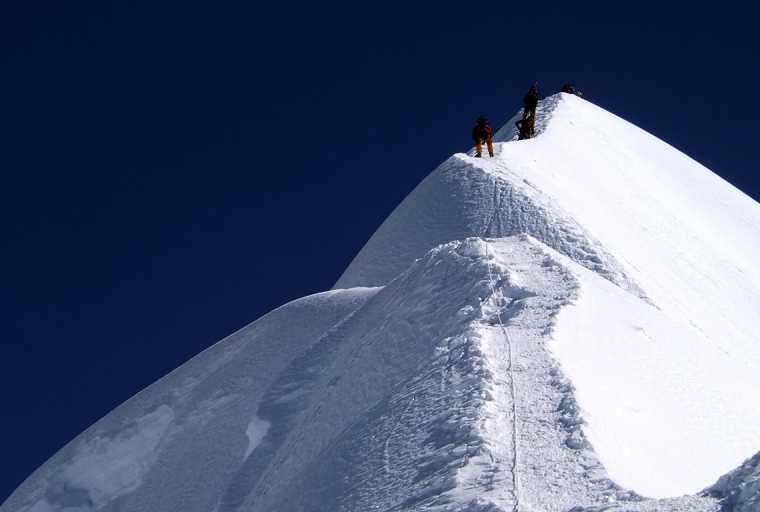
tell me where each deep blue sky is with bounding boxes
[2,0,759,501]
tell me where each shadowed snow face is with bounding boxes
[27,405,174,511]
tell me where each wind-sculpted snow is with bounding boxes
[4,236,733,512]
[2,289,378,512]
[335,133,644,300]
[551,251,760,497]
[30,406,173,510]
[6,237,595,512]
[6,94,760,512]
[337,93,760,500]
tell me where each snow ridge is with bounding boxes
[6,93,760,512]
[336,103,647,301]
[492,93,562,143]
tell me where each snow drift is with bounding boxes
[4,94,760,512]
[338,94,760,498]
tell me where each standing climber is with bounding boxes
[515,114,534,140]
[471,117,494,158]
[522,82,539,121]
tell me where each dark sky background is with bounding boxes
[2,0,758,502]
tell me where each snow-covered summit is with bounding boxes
[4,93,760,512]
[337,93,760,498]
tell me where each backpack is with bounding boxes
[472,123,493,141]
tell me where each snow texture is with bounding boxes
[338,94,760,499]
[4,94,760,512]
[244,416,270,459]
[3,288,377,512]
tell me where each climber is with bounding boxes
[561,83,583,97]
[515,113,535,140]
[522,82,539,121]
[471,117,494,158]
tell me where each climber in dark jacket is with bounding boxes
[516,114,535,140]
[472,117,494,158]
[561,83,583,97]
[522,82,539,121]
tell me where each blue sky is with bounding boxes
[2,0,759,500]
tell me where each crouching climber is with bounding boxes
[515,114,535,140]
[472,117,494,158]
[561,83,583,97]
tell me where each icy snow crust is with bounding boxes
[4,94,760,512]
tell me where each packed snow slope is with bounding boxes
[4,236,729,512]
[4,94,760,512]
[337,93,760,496]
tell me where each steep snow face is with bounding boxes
[495,96,760,496]
[494,94,760,368]
[335,99,641,298]
[2,289,377,512]
[5,94,760,511]
[5,237,722,512]
[337,94,760,497]
[550,246,760,497]
[340,97,760,360]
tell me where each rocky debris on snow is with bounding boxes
[705,449,760,512]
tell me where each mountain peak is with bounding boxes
[337,94,646,297]
[6,95,760,512]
